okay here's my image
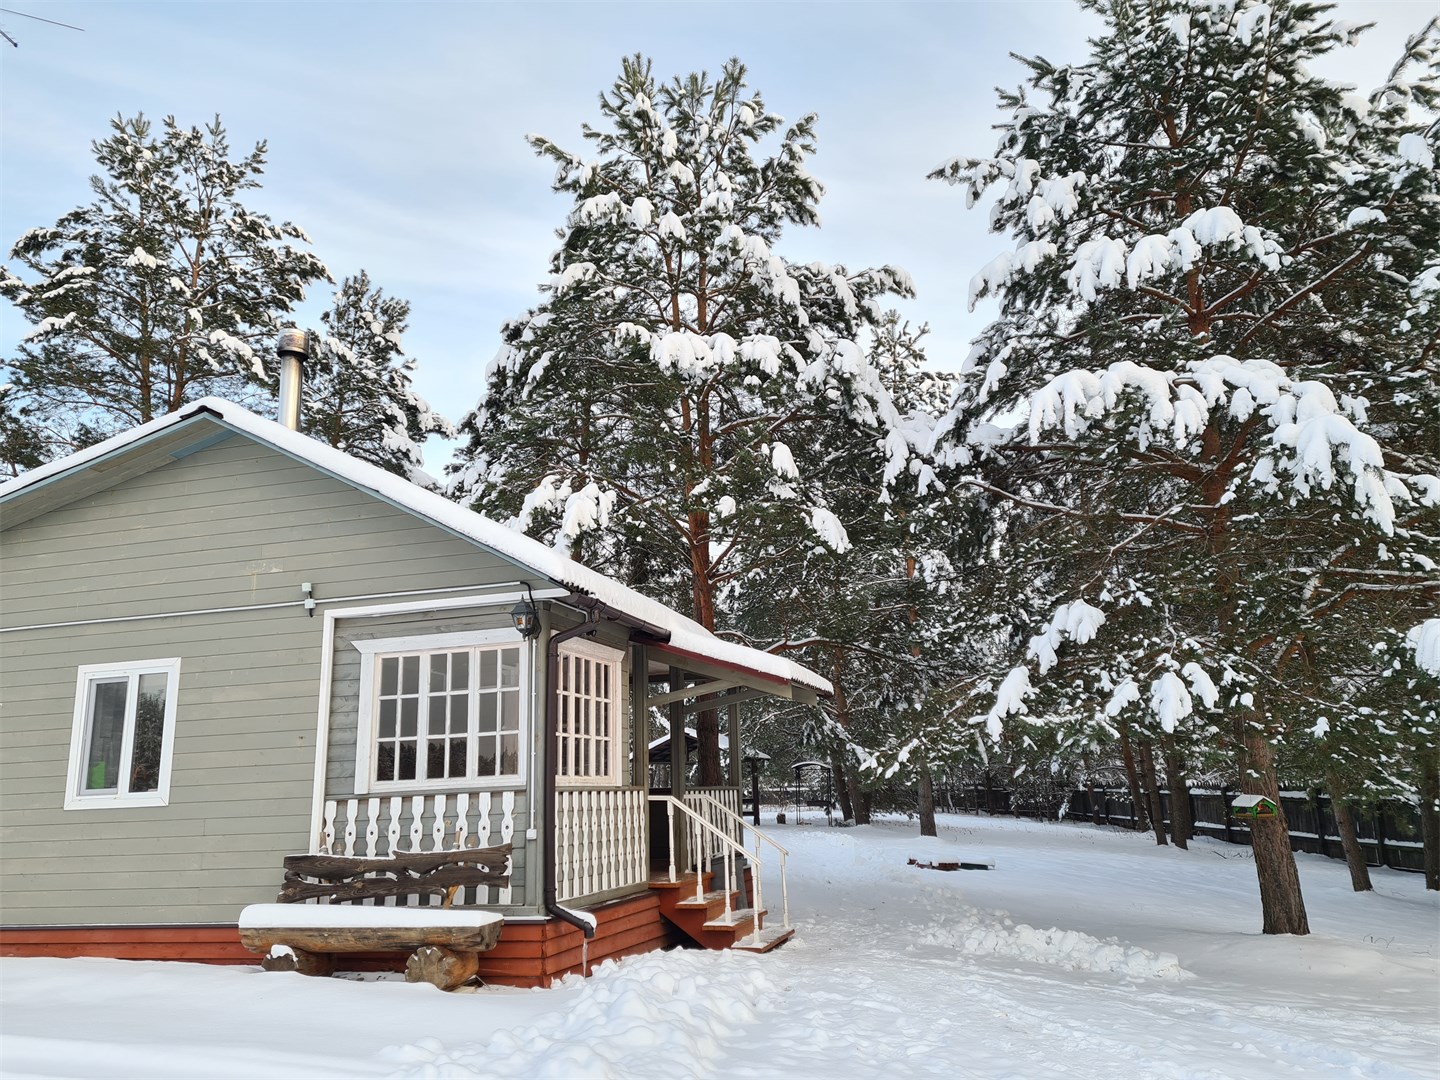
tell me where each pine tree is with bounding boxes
[930,2,1440,933]
[450,56,913,782]
[1,113,328,459]
[301,272,454,478]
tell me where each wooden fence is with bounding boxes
[938,785,1426,873]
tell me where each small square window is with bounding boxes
[65,659,181,810]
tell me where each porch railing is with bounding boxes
[316,791,519,905]
[651,793,790,945]
[555,786,649,902]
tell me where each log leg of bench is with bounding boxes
[405,945,479,990]
[261,944,333,977]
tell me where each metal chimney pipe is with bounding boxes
[276,328,308,431]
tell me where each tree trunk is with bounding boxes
[1136,740,1168,846]
[855,785,873,826]
[1326,772,1373,892]
[1164,750,1192,849]
[833,760,855,823]
[918,760,937,837]
[1242,725,1309,935]
[1418,750,1440,891]
[1118,723,1146,831]
[695,706,723,787]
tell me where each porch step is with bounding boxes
[729,925,795,953]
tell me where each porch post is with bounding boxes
[727,702,741,789]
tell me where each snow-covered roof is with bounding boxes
[1229,794,1276,808]
[0,398,831,695]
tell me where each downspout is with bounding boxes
[543,606,602,939]
[541,593,672,939]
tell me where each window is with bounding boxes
[557,639,624,785]
[65,659,181,810]
[355,630,528,792]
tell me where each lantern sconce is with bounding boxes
[511,584,541,639]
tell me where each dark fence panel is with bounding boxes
[944,785,1425,872]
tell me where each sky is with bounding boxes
[1,0,1432,470]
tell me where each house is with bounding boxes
[0,395,828,987]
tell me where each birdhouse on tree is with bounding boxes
[1230,794,1279,820]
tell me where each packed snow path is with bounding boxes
[2,815,1435,1079]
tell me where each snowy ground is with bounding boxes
[2,813,1436,1079]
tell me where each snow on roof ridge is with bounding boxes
[0,397,831,695]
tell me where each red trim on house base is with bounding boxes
[0,891,687,989]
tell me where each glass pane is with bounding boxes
[559,696,569,734]
[560,654,570,692]
[398,741,416,781]
[379,699,396,738]
[449,693,467,733]
[428,696,447,735]
[480,651,497,688]
[582,658,591,697]
[501,691,518,732]
[401,655,419,695]
[400,698,418,737]
[376,742,395,782]
[426,741,444,780]
[380,657,398,697]
[430,652,449,689]
[128,672,167,793]
[477,742,497,776]
[448,738,466,777]
[500,649,519,688]
[500,734,518,775]
[478,695,497,733]
[83,678,128,791]
[451,651,468,690]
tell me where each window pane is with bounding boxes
[398,741,417,781]
[477,742,497,776]
[83,679,128,792]
[401,655,420,695]
[500,734,518,774]
[448,739,466,778]
[376,742,396,782]
[480,651,497,688]
[500,649,520,688]
[449,693,467,733]
[501,691,518,732]
[430,652,449,689]
[128,673,167,793]
[400,698,418,737]
[378,699,396,739]
[428,696,447,735]
[380,657,398,697]
[451,651,468,690]
[426,741,444,780]
[478,695,497,733]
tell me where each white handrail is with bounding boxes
[687,792,790,933]
[649,793,790,942]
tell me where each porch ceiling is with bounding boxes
[642,639,822,712]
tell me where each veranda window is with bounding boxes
[556,639,624,785]
[65,659,181,810]
[355,631,528,792]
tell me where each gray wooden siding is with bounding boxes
[0,433,544,926]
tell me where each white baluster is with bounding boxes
[455,792,470,849]
[409,795,424,852]
[476,792,493,903]
[432,794,447,852]
[387,797,402,857]
[365,798,380,857]
[321,801,337,855]
[343,798,359,857]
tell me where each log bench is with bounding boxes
[239,845,514,990]
[239,903,505,990]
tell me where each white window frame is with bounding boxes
[353,628,530,795]
[64,658,181,811]
[556,638,626,788]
